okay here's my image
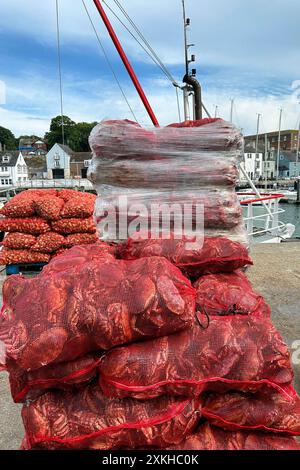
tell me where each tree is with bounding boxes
[44,115,76,149]
[44,116,97,152]
[0,126,17,150]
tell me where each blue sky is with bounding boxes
[0,0,300,137]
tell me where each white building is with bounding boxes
[46,143,92,179]
[240,150,263,182]
[0,151,28,188]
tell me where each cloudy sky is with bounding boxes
[0,0,300,137]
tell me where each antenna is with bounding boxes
[182,0,202,120]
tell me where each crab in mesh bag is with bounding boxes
[8,354,101,403]
[194,270,270,317]
[99,315,293,400]
[0,245,195,371]
[201,385,300,436]
[167,423,300,451]
[21,383,200,450]
[119,234,252,278]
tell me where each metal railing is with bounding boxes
[15,179,94,190]
[238,193,286,240]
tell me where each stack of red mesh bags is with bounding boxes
[0,189,97,265]
[88,118,248,244]
[0,119,299,451]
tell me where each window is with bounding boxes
[9,179,12,185]
[1,179,4,185]
[2,155,9,163]
[84,160,91,167]
[5,179,9,185]
[54,161,60,168]
[17,164,22,174]
[54,154,60,161]
[283,136,287,142]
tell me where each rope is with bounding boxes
[108,0,179,87]
[81,0,139,123]
[55,0,65,145]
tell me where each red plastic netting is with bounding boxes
[119,235,252,277]
[194,270,270,317]
[8,354,101,403]
[201,386,300,436]
[0,245,195,371]
[99,316,293,400]
[0,249,50,265]
[2,233,37,250]
[64,233,99,248]
[60,195,96,219]
[21,383,200,450]
[31,232,65,253]
[34,197,65,221]
[0,218,51,235]
[51,218,96,234]
[167,423,300,451]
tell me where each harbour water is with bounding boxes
[244,203,300,238]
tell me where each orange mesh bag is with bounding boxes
[119,235,252,278]
[34,197,64,221]
[201,386,300,436]
[0,247,195,371]
[194,271,270,317]
[58,189,95,203]
[99,316,293,400]
[0,218,51,235]
[51,217,96,234]
[2,233,37,250]
[168,423,300,451]
[21,383,200,450]
[31,232,65,253]
[64,233,98,248]
[0,198,36,218]
[0,249,50,265]
[8,355,101,403]
[60,195,96,219]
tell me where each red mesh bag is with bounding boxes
[194,271,270,317]
[64,233,98,248]
[167,118,221,128]
[201,386,300,436]
[51,217,96,234]
[2,233,37,250]
[0,247,195,371]
[8,355,101,403]
[60,196,96,219]
[31,232,65,254]
[0,198,36,218]
[119,235,252,277]
[21,383,200,450]
[34,197,64,221]
[0,249,50,265]
[58,190,96,203]
[168,423,300,451]
[99,316,293,400]
[51,248,68,259]
[0,218,50,235]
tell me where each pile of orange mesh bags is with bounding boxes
[0,189,97,265]
[0,119,299,452]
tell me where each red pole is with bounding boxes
[92,0,159,127]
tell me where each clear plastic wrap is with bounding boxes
[88,118,246,244]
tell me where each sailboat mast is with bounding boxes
[276,108,283,181]
[255,113,261,153]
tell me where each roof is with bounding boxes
[0,151,21,167]
[70,152,92,163]
[245,130,298,139]
[57,143,74,155]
